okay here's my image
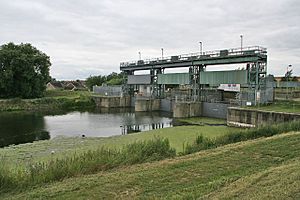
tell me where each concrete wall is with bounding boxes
[173,102,202,118]
[135,99,161,112]
[93,96,131,108]
[94,96,231,121]
[200,89,223,102]
[131,97,136,107]
[202,102,230,119]
[275,91,300,99]
[120,96,131,107]
[275,81,300,88]
[160,99,172,112]
[227,107,300,127]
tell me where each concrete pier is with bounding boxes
[173,102,202,118]
[227,107,300,127]
[93,96,300,128]
[135,98,160,112]
[92,96,131,108]
[93,96,211,118]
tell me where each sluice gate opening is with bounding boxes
[120,46,271,107]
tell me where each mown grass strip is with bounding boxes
[4,132,300,199]
[2,120,300,195]
[183,120,300,155]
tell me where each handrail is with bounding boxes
[120,46,267,67]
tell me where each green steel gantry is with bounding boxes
[120,46,267,103]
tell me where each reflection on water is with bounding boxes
[0,112,50,147]
[0,108,173,147]
[121,122,171,135]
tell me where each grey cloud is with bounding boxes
[0,0,299,79]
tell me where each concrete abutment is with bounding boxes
[92,97,300,127]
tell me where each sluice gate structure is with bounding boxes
[98,46,272,118]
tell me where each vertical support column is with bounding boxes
[122,70,134,96]
[190,65,201,102]
[161,68,165,98]
[199,65,205,102]
[248,61,267,106]
[150,68,155,97]
[152,68,162,98]
[255,61,259,105]
[247,63,258,106]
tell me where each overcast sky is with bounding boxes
[1,0,299,80]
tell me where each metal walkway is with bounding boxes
[120,46,267,71]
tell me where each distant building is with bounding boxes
[46,81,64,90]
[273,76,300,88]
[274,76,300,82]
[64,81,87,91]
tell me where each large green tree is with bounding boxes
[86,75,106,91]
[0,43,51,98]
[86,72,125,91]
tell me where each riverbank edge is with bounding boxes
[1,122,300,197]
[0,96,96,112]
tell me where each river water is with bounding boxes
[0,108,173,147]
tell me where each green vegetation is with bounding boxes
[85,72,124,90]
[2,131,300,199]
[183,120,300,154]
[0,120,239,192]
[0,125,235,173]
[249,100,300,113]
[44,90,90,98]
[2,121,300,197]
[0,42,51,98]
[176,117,226,125]
[0,138,175,191]
[0,90,94,112]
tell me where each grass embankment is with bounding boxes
[182,120,300,154]
[0,138,176,191]
[0,90,94,112]
[2,128,300,199]
[2,121,300,199]
[0,121,236,167]
[247,100,300,114]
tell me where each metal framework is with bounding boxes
[120,46,267,104]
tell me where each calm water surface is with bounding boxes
[0,108,173,147]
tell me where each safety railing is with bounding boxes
[120,46,267,68]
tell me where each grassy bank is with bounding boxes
[182,120,300,154]
[2,131,300,199]
[175,117,226,126]
[247,100,300,114]
[2,121,300,196]
[0,138,176,191]
[0,124,235,192]
[0,124,237,168]
[0,90,95,112]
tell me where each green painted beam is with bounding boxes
[200,70,248,85]
[157,73,190,85]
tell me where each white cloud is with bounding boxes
[0,0,299,79]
